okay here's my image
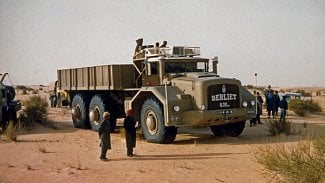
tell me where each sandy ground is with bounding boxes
[1,89,325,183]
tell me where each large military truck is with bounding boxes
[0,73,21,131]
[57,43,256,143]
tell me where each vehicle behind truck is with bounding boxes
[0,73,21,132]
[57,41,256,143]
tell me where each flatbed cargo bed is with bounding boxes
[57,64,135,91]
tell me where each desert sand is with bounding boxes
[0,88,325,183]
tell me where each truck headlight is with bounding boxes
[251,100,255,106]
[173,105,181,112]
[242,101,248,108]
[199,104,206,111]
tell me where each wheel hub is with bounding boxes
[146,111,158,135]
[89,107,100,125]
[71,105,81,120]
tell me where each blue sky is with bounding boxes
[1,0,324,87]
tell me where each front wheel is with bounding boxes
[224,121,246,137]
[210,125,225,137]
[140,98,177,144]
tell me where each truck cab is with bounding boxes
[128,45,256,143]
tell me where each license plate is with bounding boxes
[217,110,233,115]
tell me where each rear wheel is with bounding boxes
[89,94,116,132]
[71,94,90,129]
[89,94,107,132]
[224,121,246,137]
[141,98,177,144]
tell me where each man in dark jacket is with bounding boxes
[123,109,137,157]
[256,92,263,124]
[274,90,280,116]
[279,96,288,122]
[98,112,111,161]
[266,90,276,118]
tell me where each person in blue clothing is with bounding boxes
[274,90,280,116]
[279,96,288,122]
[266,90,276,118]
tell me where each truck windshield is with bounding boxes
[165,61,207,73]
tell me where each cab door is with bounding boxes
[143,61,160,86]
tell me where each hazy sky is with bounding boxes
[1,0,324,87]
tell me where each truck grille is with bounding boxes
[207,84,240,110]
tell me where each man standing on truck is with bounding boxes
[160,40,167,47]
[123,109,137,157]
[98,112,112,161]
[133,38,143,59]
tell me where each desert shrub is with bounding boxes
[253,136,325,183]
[289,99,306,116]
[17,85,33,91]
[21,89,27,95]
[289,99,322,116]
[266,119,295,136]
[32,89,38,94]
[316,90,321,96]
[296,89,311,97]
[16,85,27,90]
[246,85,254,89]
[256,87,264,91]
[304,100,322,112]
[24,95,48,125]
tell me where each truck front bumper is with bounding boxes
[167,109,247,126]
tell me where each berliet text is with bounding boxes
[211,94,237,102]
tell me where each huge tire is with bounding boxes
[224,121,246,137]
[140,98,177,144]
[71,94,90,129]
[89,94,107,132]
[89,94,116,132]
[210,125,226,137]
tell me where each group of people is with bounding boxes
[133,38,168,58]
[265,85,288,121]
[98,109,137,161]
[250,85,288,126]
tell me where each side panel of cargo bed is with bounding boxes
[57,64,135,90]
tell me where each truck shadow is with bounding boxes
[172,119,325,145]
[110,152,246,161]
[16,120,79,135]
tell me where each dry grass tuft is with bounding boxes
[266,119,302,136]
[253,136,325,182]
[67,153,86,170]
[37,142,49,153]
[21,95,57,130]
